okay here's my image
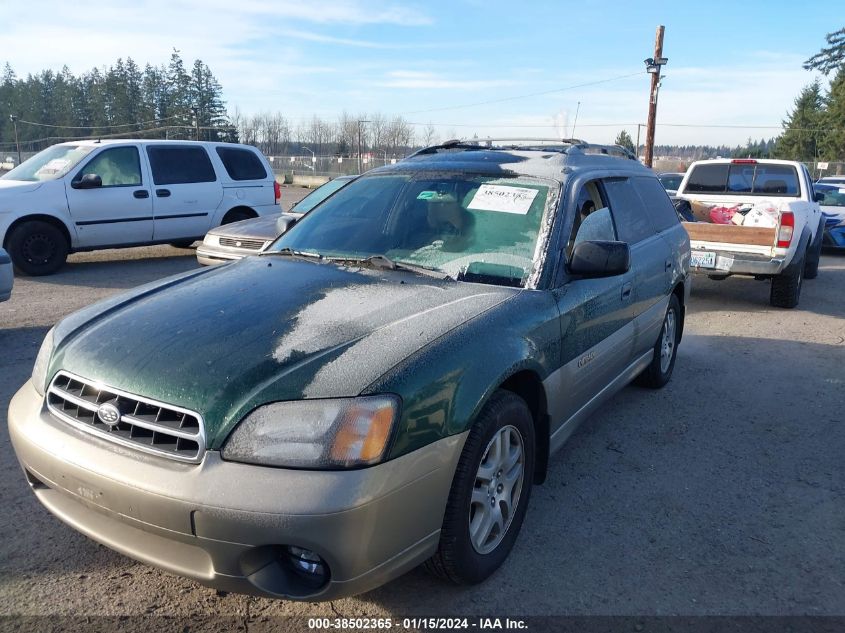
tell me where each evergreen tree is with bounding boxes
[774,81,824,161]
[614,130,635,154]
[821,68,845,160]
[804,27,845,75]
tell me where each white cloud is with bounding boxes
[376,70,516,90]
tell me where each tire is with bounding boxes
[635,293,681,389]
[804,225,823,280]
[169,240,196,249]
[6,221,69,276]
[770,253,804,309]
[222,209,254,225]
[424,390,535,585]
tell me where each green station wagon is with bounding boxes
[9,140,691,600]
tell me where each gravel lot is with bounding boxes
[1,188,843,624]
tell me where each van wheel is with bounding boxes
[169,240,196,249]
[770,253,804,308]
[6,221,69,276]
[636,293,681,389]
[424,390,534,585]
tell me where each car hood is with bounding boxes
[50,257,516,447]
[209,213,283,241]
[0,179,44,195]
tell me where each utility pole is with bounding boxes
[635,123,643,161]
[190,107,200,141]
[357,119,370,173]
[9,114,21,165]
[643,25,667,168]
[570,101,581,139]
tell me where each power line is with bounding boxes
[401,71,647,115]
[14,115,183,130]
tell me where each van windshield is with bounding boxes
[269,172,555,287]
[1,145,95,182]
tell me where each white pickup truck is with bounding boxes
[674,158,825,308]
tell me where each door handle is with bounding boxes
[665,258,672,271]
[133,190,149,199]
[156,189,171,198]
[621,282,632,301]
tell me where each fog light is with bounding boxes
[287,546,327,584]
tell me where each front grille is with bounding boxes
[46,371,206,463]
[219,237,266,250]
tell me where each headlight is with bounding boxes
[222,395,400,469]
[31,326,56,396]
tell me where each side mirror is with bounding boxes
[72,174,102,189]
[814,191,826,203]
[569,240,631,277]
[275,213,300,235]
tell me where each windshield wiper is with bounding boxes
[327,254,453,281]
[260,247,323,262]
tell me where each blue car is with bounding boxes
[815,183,845,249]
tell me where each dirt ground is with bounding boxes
[1,188,843,625]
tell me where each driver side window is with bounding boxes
[566,180,616,258]
[77,147,142,187]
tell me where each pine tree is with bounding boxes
[804,27,845,75]
[774,81,824,161]
[166,50,192,139]
[821,68,845,160]
[614,130,635,154]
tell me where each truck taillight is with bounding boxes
[777,212,794,248]
[274,180,281,204]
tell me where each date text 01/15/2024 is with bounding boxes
[307,618,528,630]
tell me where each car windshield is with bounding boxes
[1,144,96,182]
[659,174,682,190]
[293,177,353,214]
[269,172,555,287]
[816,185,845,207]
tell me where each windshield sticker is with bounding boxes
[35,158,70,176]
[417,191,436,200]
[467,184,539,214]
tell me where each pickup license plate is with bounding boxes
[690,251,716,268]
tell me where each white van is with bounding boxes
[0,140,280,275]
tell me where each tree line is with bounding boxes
[231,109,420,158]
[0,50,232,152]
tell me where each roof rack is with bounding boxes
[408,137,637,160]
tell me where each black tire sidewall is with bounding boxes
[439,391,535,584]
[7,221,69,276]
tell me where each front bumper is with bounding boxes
[0,251,12,302]
[196,245,266,266]
[823,225,845,249]
[8,380,466,600]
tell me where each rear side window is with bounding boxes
[685,164,729,193]
[147,146,216,185]
[633,176,680,232]
[602,178,655,244]
[215,147,267,181]
[685,162,799,196]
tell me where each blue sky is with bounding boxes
[3,0,839,146]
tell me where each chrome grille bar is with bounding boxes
[219,237,267,250]
[46,371,206,464]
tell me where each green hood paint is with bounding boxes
[49,257,516,448]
